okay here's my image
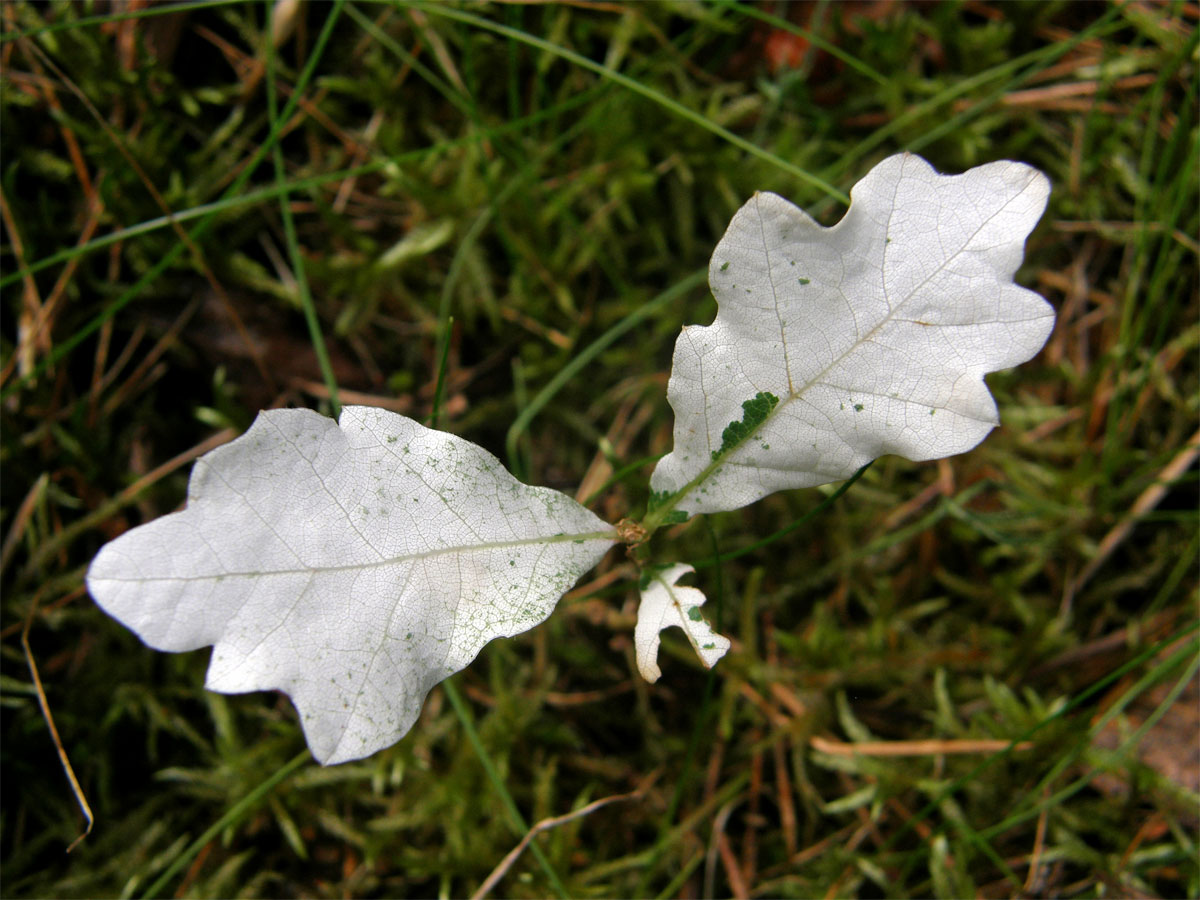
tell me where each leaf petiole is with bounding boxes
[642,391,783,533]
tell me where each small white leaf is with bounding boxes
[635,563,730,683]
[88,407,615,765]
[651,153,1054,515]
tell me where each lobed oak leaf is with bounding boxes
[88,407,616,764]
[651,153,1054,515]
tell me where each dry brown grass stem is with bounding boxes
[810,735,1035,756]
[0,473,48,576]
[0,186,43,380]
[21,592,93,853]
[17,38,277,393]
[471,790,642,899]
[1064,428,1200,610]
[22,426,235,578]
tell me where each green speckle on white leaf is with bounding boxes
[711,391,780,461]
[87,407,616,765]
[83,151,1056,769]
[635,563,730,683]
[653,152,1054,516]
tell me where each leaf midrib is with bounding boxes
[95,528,618,583]
[668,166,1044,510]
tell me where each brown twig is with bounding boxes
[19,37,277,394]
[0,472,48,577]
[706,798,743,900]
[1052,219,1199,255]
[100,296,204,417]
[471,790,641,899]
[0,187,45,382]
[22,427,236,579]
[718,827,751,900]
[29,183,108,362]
[22,592,94,852]
[1063,428,1200,611]
[810,735,1034,756]
[1024,785,1051,894]
[286,379,414,414]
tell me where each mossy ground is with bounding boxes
[2,2,1196,897]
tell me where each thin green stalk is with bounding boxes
[505,268,708,472]
[344,2,475,120]
[428,316,454,430]
[819,5,1126,192]
[441,679,570,899]
[654,851,706,900]
[265,0,343,415]
[1146,530,1200,618]
[509,356,532,480]
[1,0,347,402]
[409,2,849,204]
[889,621,1200,886]
[0,165,369,291]
[0,0,242,42]
[965,636,1200,853]
[424,88,617,431]
[692,462,872,569]
[0,85,604,296]
[140,749,311,899]
[1103,34,1198,475]
[583,453,666,508]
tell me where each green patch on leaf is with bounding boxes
[711,391,780,461]
[687,607,703,622]
[647,489,676,513]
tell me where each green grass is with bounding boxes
[2,1,1197,897]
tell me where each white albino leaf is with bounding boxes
[651,153,1054,516]
[635,563,730,683]
[88,407,615,764]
